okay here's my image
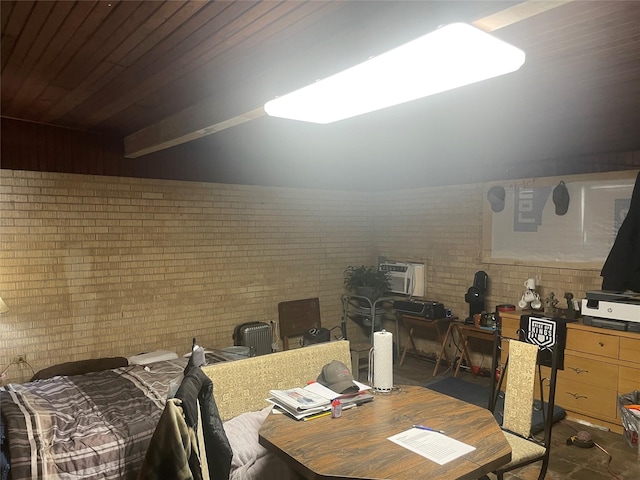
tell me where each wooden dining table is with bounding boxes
[259,385,511,480]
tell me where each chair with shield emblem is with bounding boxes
[486,323,560,480]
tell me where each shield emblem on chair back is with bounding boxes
[520,314,574,369]
[525,317,556,348]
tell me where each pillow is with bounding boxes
[223,407,271,469]
[223,407,298,480]
[30,357,128,381]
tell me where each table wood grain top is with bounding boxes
[259,385,511,480]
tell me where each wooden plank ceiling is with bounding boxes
[1,0,639,189]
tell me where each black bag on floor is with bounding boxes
[302,327,331,346]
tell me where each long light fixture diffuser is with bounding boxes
[264,23,525,124]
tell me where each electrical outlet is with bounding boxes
[14,354,26,364]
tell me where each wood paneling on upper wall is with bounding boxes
[3,118,640,190]
[1,118,127,176]
[1,0,639,185]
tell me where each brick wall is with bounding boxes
[0,170,377,382]
[372,183,605,364]
[0,168,625,382]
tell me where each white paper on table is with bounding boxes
[303,380,371,399]
[388,428,476,465]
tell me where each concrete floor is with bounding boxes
[358,353,640,480]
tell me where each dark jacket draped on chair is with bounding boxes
[601,170,640,292]
[138,366,233,480]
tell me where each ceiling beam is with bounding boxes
[125,101,264,158]
[472,0,574,31]
[124,0,574,159]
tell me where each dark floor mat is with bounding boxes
[424,376,565,435]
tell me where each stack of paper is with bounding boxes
[268,381,373,420]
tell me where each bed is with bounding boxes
[0,358,188,480]
[2,341,354,480]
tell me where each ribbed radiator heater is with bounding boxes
[233,321,272,356]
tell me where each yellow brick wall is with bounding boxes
[0,169,615,382]
[372,183,604,364]
[0,170,378,382]
[372,183,605,316]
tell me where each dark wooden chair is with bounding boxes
[277,297,322,350]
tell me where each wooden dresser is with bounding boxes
[501,311,640,434]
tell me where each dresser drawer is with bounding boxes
[566,329,619,359]
[619,365,640,394]
[556,377,618,420]
[560,353,618,390]
[619,336,640,364]
[500,315,521,339]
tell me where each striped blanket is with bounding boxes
[0,359,186,480]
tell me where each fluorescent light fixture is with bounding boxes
[264,23,525,124]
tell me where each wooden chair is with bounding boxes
[277,298,322,350]
[488,330,560,480]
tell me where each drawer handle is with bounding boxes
[568,367,589,374]
[599,342,604,347]
[568,392,588,400]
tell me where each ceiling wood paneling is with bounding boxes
[1,0,639,190]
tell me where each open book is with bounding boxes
[269,387,330,411]
[268,381,374,420]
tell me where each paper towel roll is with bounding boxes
[371,330,393,392]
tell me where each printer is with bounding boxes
[581,290,640,331]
